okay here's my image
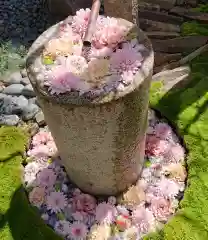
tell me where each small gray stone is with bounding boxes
[0,114,20,126]
[28,97,37,105]
[3,72,22,85]
[3,84,24,95]
[20,68,27,78]
[21,84,36,97]
[35,111,45,126]
[22,103,39,120]
[21,77,30,86]
[15,95,29,110]
[0,94,21,115]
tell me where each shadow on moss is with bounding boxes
[145,53,208,240]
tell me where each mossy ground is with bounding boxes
[0,5,208,238]
[0,53,207,239]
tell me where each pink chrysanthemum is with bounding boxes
[46,191,67,213]
[72,193,97,213]
[154,123,173,140]
[54,220,71,237]
[132,205,155,233]
[145,135,170,157]
[163,143,185,163]
[146,177,180,200]
[149,196,174,222]
[110,46,143,74]
[72,8,91,38]
[36,168,57,187]
[45,65,90,95]
[95,202,118,224]
[29,186,46,207]
[92,18,127,49]
[32,131,53,146]
[69,222,88,240]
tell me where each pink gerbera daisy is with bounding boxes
[69,222,88,240]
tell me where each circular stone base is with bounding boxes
[23,109,187,240]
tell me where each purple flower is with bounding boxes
[36,168,57,187]
[110,45,143,74]
[46,191,67,213]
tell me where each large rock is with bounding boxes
[26,20,154,195]
[152,36,208,53]
[152,66,191,92]
[138,2,160,11]
[0,114,20,126]
[3,84,24,95]
[138,10,184,25]
[141,0,176,10]
[146,31,180,40]
[154,52,182,66]
[140,19,180,32]
[170,7,208,23]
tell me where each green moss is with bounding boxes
[145,53,208,240]
[0,127,62,240]
[181,21,208,36]
[192,4,208,13]
[0,55,208,239]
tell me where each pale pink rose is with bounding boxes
[132,205,155,233]
[29,186,46,207]
[27,144,51,158]
[150,196,174,222]
[145,135,170,157]
[32,131,53,146]
[72,193,97,213]
[95,202,118,224]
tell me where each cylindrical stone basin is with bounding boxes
[26,18,154,196]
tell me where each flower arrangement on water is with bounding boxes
[41,9,146,96]
[24,114,186,239]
